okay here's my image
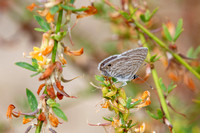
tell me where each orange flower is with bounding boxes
[46,12,55,23]
[6,104,15,119]
[39,63,57,80]
[38,112,46,121]
[49,113,59,127]
[64,47,83,56]
[184,75,196,91]
[47,85,56,99]
[27,3,38,11]
[58,54,67,65]
[168,72,180,82]
[111,118,121,128]
[37,83,46,95]
[23,117,33,124]
[141,91,150,100]
[6,104,20,119]
[77,6,97,19]
[101,100,109,108]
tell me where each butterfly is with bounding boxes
[98,47,148,86]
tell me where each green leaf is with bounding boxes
[193,46,200,58]
[112,77,117,82]
[32,58,39,69]
[146,110,160,120]
[34,28,46,32]
[129,122,137,128]
[25,115,36,119]
[162,24,173,42]
[95,75,105,82]
[167,81,177,94]
[47,99,60,108]
[120,11,131,20]
[70,0,75,4]
[127,120,132,128]
[30,72,41,77]
[147,7,158,21]
[173,18,183,42]
[126,97,132,109]
[119,112,125,125]
[159,78,167,92]
[140,8,158,22]
[103,117,113,122]
[140,14,146,22]
[61,5,88,12]
[157,109,163,119]
[52,107,68,121]
[50,5,59,14]
[34,15,50,32]
[130,99,142,108]
[26,88,38,111]
[15,62,37,72]
[51,31,67,41]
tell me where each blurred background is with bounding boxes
[0,0,200,133]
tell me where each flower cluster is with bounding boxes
[93,75,151,133]
[7,0,97,132]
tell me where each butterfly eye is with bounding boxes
[108,64,112,67]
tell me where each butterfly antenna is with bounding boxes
[136,75,154,89]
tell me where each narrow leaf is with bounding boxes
[126,97,132,109]
[173,18,183,42]
[162,24,173,42]
[52,107,68,121]
[159,78,167,92]
[34,15,50,32]
[146,110,160,120]
[112,77,117,82]
[167,81,177,94]
[130,99,142,108]
[103,117,113,122]
[193,46,200,58]
[34,28,46,32]
[50,5,59,14]
[187,47,194,58]
[119,112,125,125]
[147,7,158,21]
[47,99,60,108]
[32,58,39,69]
[26,88,38,111]
[15,62,37,72]
[157,109,163,119]
[30,72,41,77]
[95,75,105,82]
[61,5,87,12]
[25,115,36,119]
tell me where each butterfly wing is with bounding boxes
[121,47,148,57]
[107,48,148,81]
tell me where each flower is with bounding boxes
[64,47,83,56]
[27,3,38,11]
[134,123,145,133]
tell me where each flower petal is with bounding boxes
[64,47,83,56]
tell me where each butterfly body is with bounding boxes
[98,47,148,84]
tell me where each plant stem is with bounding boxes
[52,10,63,63]
[139,33,172,122]
[35,120,43,133]
[134,19,200,80]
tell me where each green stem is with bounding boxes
[35,120,43,133]
[134,19,200,80]
[52,10,63,63]
[139,33,171,122]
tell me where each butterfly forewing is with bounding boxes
[120,47,148,57]
[98,47,148,82]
